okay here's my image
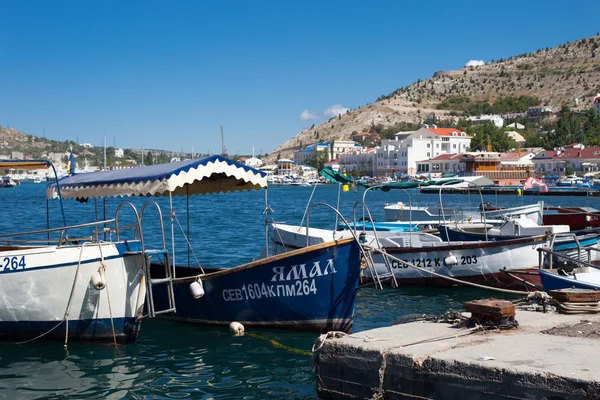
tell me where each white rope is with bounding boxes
[64,242,95,347]
[96,243,118,347]
[363,244,532,295]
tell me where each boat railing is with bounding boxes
[0,205,143,247]
[537,245,600,272]
[305,202,397,290]
[548,232,583,266]
[439,181,488,242]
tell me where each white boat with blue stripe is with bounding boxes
[0,159,151,344]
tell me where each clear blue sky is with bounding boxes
[0,0,597,155]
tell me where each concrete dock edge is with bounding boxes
[314,311,600,399]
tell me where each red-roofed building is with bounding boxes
[416,151,535,184]
[533,144,600,176]
[375,124,472,175]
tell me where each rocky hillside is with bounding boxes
[268,34,600,162]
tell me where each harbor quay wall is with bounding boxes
[314,311,600,399]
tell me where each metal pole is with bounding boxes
[170,191,176,276]
[187,185,190,267]
[103,198,107,241]
[46,198,50,245]
[264,187,269,255]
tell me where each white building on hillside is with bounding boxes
[594,94,600,117]
[115,148,124,158]
[244,157,263,168]
[332,140,359,159]
[293,142,329,165]
[465,114,504,128]
[375,125,471,176]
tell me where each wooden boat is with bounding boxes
[49,155,363,333]
[0,159,152,343]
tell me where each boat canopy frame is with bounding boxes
[46,155,270,267]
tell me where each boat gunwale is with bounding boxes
[173,237,357,284]
[383,234,549,253]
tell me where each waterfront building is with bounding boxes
[416,151,534,185]
[339,147,377,176]
[244,156,263,168]
[275,159,296,176]
[375,125,471,176]
[532,143,600,176]
[415,153,463,176]
[465,114,504,128]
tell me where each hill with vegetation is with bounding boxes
[268,33,600,161]
[0,126,177,168]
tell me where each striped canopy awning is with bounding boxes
[47,155,268,199]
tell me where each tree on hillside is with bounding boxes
[305,151,329,171]
[145,151,154,165]
[466,123,517,152]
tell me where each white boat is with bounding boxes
[0,159,157,343]
[271,223,547,290]
[556,174,583,187]
[384,201,543,227]
[1,175,17,187]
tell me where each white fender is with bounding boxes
[91,269,106,290]
[190,279,205,299]
[444,255,458,266]
[229,321,245,336]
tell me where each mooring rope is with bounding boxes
[97,242,118,347]
[172,213,204,274]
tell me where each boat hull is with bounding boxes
[0,242,146,343]
[543,213,600,231]
[538,269,600,291]
[370,236,547,290]
[152,239,362,333]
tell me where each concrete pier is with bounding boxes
[314,311,600,399]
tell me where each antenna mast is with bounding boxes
[221,126,228,157]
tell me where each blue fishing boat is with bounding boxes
[49,155,363,333]
[538,268,600,291]
[151,239,361,332]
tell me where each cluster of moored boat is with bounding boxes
[1,157,599,347]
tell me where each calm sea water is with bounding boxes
[0,183,598,399]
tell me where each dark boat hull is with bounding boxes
[151,239,362,333]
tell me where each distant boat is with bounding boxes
[555,174,583,187]
[1,175,17,188]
